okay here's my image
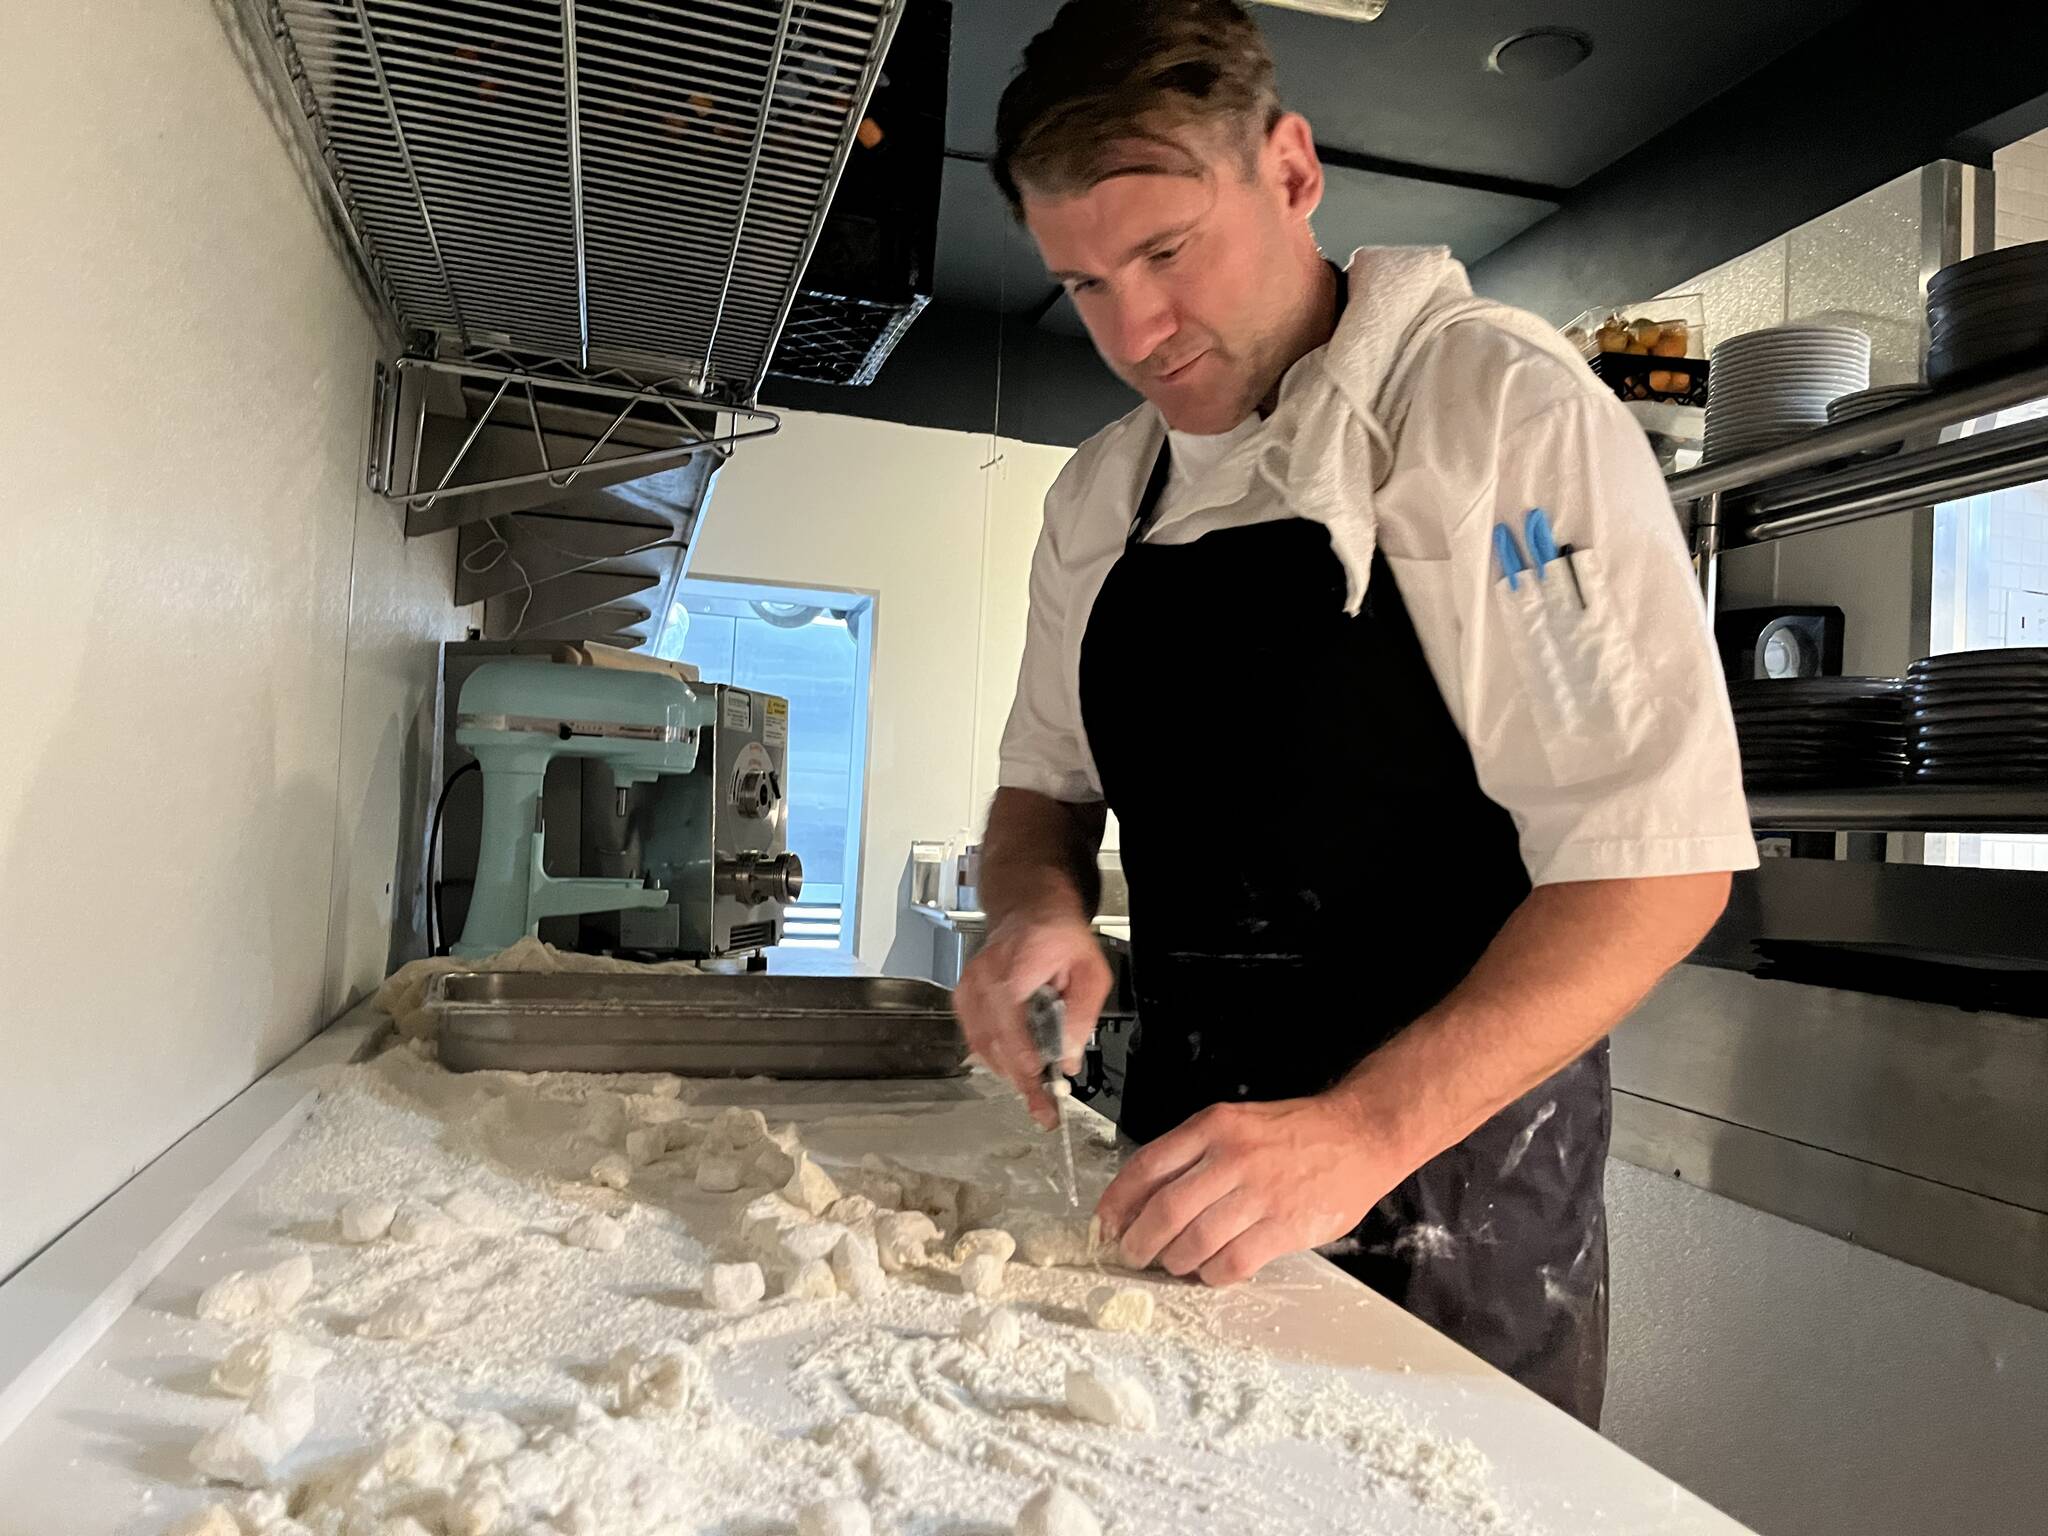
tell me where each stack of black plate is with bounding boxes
[1729,677,1908,788]
[1907,648,2048,784]
[1926,242,2048,386]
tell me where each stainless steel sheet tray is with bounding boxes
[430,972,968,1078]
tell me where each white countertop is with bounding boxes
[0,1004,1751,1536]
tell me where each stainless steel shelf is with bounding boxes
[1748,785,2048,833]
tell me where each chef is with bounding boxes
[952,0,1757,1426]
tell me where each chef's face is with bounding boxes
[1021,113,1326,435]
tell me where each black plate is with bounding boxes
[1909,705,2048,730]
[1929,339,2048,386]
[1912,764,2048,785]
[1910,647,2048,672]
[1927,242,2048,297]
[1913,718,2048,744]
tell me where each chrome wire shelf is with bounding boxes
[254,0,905,408]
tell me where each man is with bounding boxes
[953,0,1756,1426]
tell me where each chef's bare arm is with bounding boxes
[1099,869,1730,1284]
[954,787,1112,1124]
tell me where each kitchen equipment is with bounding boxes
[1926,242,2048,387]
[1025,986,1081,1208]
[431,972,966,1076]
[1703,325,1871,463]
[452,660,802,962]
[1715,605,1845,681]
[1907,647,2048,784]
[1729,677,1908,789]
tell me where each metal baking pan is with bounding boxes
[429,972,968,1078]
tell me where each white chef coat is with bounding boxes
[996,317,1759,888]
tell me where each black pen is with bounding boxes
[1558,544,1588,610]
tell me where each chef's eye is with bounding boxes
[1067,277,1101,296]
[1149,245,1182,266]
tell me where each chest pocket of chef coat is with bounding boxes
[1493,547,1648,783]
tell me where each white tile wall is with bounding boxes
[1994,130,2048,249]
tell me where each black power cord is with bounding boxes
[428,760,481,956]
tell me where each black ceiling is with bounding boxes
[932,0,1865,331]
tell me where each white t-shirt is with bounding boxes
[996,320,1759,888]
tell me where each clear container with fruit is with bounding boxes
[1564,297,1708,405]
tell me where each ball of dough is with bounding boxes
[389,1200,464,1246]
[1016,1485,1102,1536]
[1085,1284,1154,1334]
[796,1496,873,1536]
[830,1229,888,1300]
[604,1341,708,1415]
[778,1219,849,1268]
[166,1504,243,1536]
[706,1261,766,1312]
[197,1255,315,1324]
[358,1284,458,1342]
[952,1228,1017,1265]
[1065,1367,1157,1432]
[441,1189,515,1232]
[825,1194,878,1227]
[1016,1216,1107,1270]
[212,1331,333,1397]
[958,1252,1007,1299]
[337,1196,398,1243]
[962,1305,1022,1352]
[624,1126,668,1167]
[564,1213,626,1253]
[710,1106,771,1148]
[589,1152,633,1190]
[874,1210,940,1272]
[783,1153,843,1217]
[695,1153,746,1194]
[785,1258,840,1301]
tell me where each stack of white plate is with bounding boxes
[1703,325,1871,463]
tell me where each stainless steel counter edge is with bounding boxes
[0,998,387,1445]
[909,901,1132,942]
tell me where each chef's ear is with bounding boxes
[1264,111,1324,222]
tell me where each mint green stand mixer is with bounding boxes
[452,660,718,958]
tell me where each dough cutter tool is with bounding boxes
[1025,986,1081,1209]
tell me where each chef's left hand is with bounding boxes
[1094,1093,1402,1286]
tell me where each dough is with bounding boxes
[952,1228,1017,1265]
[441,1189,515,1232]
[796,1496,873,1536]
[958,1252,1007,1299]
[706,1260,767,1312]
[750,1136,801,1189]
[451,1411,525,1464]
[1017,1216,1108,1270]
[236,1489,291,1529]
[829,1229,887,1300]
[359,1284,459,1341]
[564,1213,626,1252]
[1085,1285,1154,1334]
[778,1219,848,1268]
[212,1331,334,1396]
[824,1194,877,1227]
[197,1255,314,1324]
[710,1106,770,1151]
[337,1196,398,1243]
[962,1305,1022,1353]
[604,1341,708,1415]
[445,1484,503,1536]
[694,1153,745,1194]
[379,1419,460,1486]
[624,1126,668,1167]
[1016,1485,1102,1536]
[190,1374,315,1484]
[874,1210,940,1272]
[782,1152,842,1216]
[166,1504,243,1536]
[589,1153,633,1190]
[785,1258,839,1301]
[1065,1367,1157,1433]
[389,1200,464,1246]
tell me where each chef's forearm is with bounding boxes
[1326,872,1731,1172]
[979,787,1108,928]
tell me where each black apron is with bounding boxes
[1078,440,1612,1426]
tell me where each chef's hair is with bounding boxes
[992,0,1282,217]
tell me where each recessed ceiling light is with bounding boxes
[1255,1,1391,22]
[1486,27,1595,80]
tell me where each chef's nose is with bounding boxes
[1102,281,1177,373]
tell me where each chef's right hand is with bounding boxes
[955,911,1111,1128]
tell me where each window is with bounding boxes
[656,579,874,950]
[1927,397,2048,871]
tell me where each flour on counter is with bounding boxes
[196,1254,313,1324]
[1016,1483,1103,1536]
[212,1332,333,1397]
[127,1026,1527,1536]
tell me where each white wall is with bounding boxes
[0,1,470,1280]
[1606,1162,2048,1534]
[688,415,1073,975]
